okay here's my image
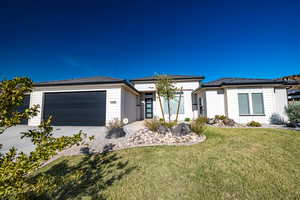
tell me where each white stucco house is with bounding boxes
[22,75,289,126]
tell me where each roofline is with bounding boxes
[130,76,205,82]
[34,80,140,94]
[192,81,290,94]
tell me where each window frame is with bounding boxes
[238,92,266,116]
[238,93,251,116]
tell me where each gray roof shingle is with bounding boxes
[35,76,124,86]
[130,75,204,82]
[202,78,286,87]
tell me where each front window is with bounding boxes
[238,93,265,116]
[163,93,184,115]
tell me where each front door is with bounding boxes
[145,98,153,119]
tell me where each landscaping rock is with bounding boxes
[286,123,297,128]
[207,118,216,125]
[223,118,235,126]
[158,125,169,134]
[171,123,191,136]
[105,128,126,139]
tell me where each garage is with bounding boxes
[43,91,106,126]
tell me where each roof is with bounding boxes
[201,78,286,87]
[130,75,204,82]
[34,76,139,93]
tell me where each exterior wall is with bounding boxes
[121,87,139,123]
[226,87,275,124]
[28,84,124,126]
[134,81,200,121]
[274,88,288,121]
[205,90,226,118]
[28,91,43,126]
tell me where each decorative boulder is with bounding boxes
[171,123,191,136]
[223,118,235,126]
[158,125,169,134]
[207,118,216,125]
[105,128,126,139]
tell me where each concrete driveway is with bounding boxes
[0,125,107,154]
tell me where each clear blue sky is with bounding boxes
[0,0,299,82]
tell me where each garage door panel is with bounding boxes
[43,91,106,126]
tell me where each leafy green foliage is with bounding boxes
[184,118,191,122]
[191,118,207,135]
[214,115,227,120]
[162,121,177,129]
[285,103,300,123]
[247,121,262,127]
[0,77,85,199]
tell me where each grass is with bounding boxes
[34,127,300,199]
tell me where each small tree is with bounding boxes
[155,75,177,122]
[0,77,85,199]
[285,103,300,124]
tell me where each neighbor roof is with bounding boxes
[34,76,139,93]
[130,75,204,82]
[201,78,286,87]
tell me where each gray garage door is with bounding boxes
[43,91,106,126]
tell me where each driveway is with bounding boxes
[0,125,107,154]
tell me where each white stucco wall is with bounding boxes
[274,88,288,121]
[205,90,226,118]
[134,81,200,121]
[28,84,124,126]
[226,87,275,124]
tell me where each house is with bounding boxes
[287,89,300,102]
[193,78,288,124]
[24,75,289,126]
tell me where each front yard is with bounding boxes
[36,127,300,200]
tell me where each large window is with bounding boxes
[163,94,184,115]
[252,93,264,115]
[238,93,265,116]
[238,93,250,115]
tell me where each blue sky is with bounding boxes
[0,0,299,82]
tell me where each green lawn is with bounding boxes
[36,127,300,200]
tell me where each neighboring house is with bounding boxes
[288,89,300,102]
[193,78,288,124]
[24,75,289,126]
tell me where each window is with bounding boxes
[163,94,184,115]
[238,93,250,115]
[252,93,264,115]
[238,93,265,116]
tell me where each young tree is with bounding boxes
[0,77,85,199]
[155,75,177,122]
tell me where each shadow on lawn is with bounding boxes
[27,152,137,200]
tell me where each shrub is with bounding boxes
[163,121,177,128]
[191,119,206,135]
[285,103,300,124]
[247,121,262,127]
[159,118,164,122]
[144,118,161,132]
[184,117,191,122]
[107,119,124,130]
[195,117,208,124]
[270,113,285,125]
[215,115,227,120]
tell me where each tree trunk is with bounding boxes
[167,96,171,122]
[157,92,165,123]
[175,87,183,122]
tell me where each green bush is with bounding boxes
[144,118,161,132]
[184,117,191,122]
[285,103,300,123]
[195,117,208,124]
[163,121,177,128]
[215,115,227,120]
[247,121,262,127]
[191,119,206,135]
